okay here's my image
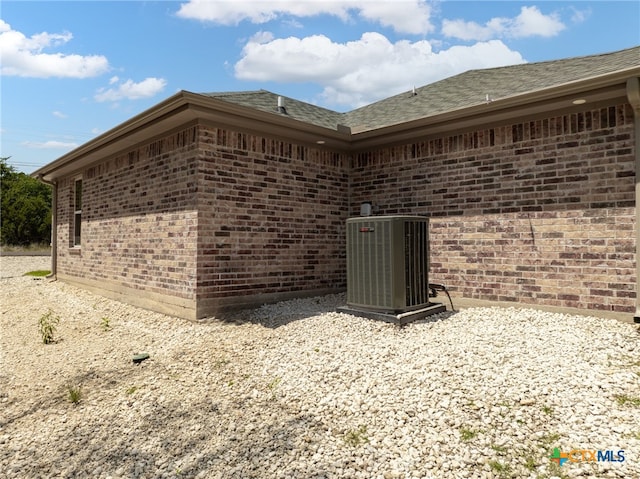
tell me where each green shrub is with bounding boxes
[488,460,512,477]
[344,425,369,447]
[615,394,640,407]
[101,317,111,331]
[67,385,82,404]
[1,158,51,246]
[38,309,59,344]
[459,426,479,441]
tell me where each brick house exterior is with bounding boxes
[49,124,350,318]
[351,104,636,316]
[35,48,640,321]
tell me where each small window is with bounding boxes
[74,179,82,247]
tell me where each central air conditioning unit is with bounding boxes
[346,215,433,313]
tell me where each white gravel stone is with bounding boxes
[1,256,639,479]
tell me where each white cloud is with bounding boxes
[442,6,565,41]
[22,140,78,150]
[52,111,68,119]
[249,30,275,44]
[513,6,565,37]
[441,18,506,42]
[353,1,434,35]
[0,19,109,78]
[235,33,525,108]
[176,0,434,34]
[569,7,591,24]
[283,18,304,29]
[94,77,167,102]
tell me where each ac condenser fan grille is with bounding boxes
[346,216,430,313]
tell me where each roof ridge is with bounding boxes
[202,89,269,97]
[464,45,640,75]
[341,45,639,130]
[199,46,639,131]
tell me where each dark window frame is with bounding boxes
[73,178,82,247]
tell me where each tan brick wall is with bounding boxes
[195,125,350,317]
[54,102,637,319]
[351,103,636,315]
[56,126,200,317]
[55,123,350,318]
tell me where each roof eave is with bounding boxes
[186,94,352,149]
[32,91,352,181]
[32,91,199,181]
[32,66,640,181]
[349,67,640,151]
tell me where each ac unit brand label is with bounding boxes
[359,227,375,232]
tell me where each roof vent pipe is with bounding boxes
[277,96,287,114]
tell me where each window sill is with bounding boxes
[69,247,82,255]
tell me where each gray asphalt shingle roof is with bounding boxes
[200,90,344,130]
[344,46,640,131]
[201,46,640,133]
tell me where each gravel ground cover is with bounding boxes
[1,256,639,479]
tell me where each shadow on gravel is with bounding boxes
[214,294,348,329]
[2,329,343,478]
[0,394,56,429]
[9,385,335,478]
[136,400,334,479]
[217,302,458,330]
[410,309,458,325]
[0,364,141,429]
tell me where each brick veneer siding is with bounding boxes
[350,103,636,315]
[56,126,200,317]
[53,101,637,319]
[55,123,350,319]
[195,125,350,317]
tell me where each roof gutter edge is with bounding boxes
[31,91,195,180]
[349,67,640,145]
[31,65,640,178]
[186,93,352,141]
[32,90,351,180]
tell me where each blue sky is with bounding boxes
[1,1,638,174]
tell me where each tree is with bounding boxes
[0,157,52,246]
